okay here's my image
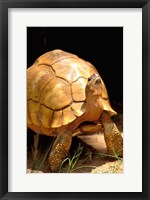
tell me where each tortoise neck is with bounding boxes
[85,95,102,121]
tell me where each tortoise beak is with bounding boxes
[95,77,101,84]
[92,74,101,85]
[87,74,101,89]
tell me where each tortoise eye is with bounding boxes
[88,77,92,82]
[88,74,97,82]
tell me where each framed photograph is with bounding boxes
[0,0,149,199]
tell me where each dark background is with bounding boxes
[27,27,123,105]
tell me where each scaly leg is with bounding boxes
[101,112,123,157]
[48,126,72,172]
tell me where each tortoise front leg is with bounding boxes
[48,127,72,172]
[101,112,123,157]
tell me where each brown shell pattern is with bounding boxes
[27,49,115,135]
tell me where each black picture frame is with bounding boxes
[0,0,149,200]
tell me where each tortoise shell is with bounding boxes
[27,49,116,136]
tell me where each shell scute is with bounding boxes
[40,105,53,128]
[71,102,85,117]
[28,101,40,127]
[27,49,116,136]
[51,110,63,128]
[62,106,77,125]
[71,77,87,102]
[27,65,55,102]
[36,49,78,66]
[40,77,72,110]
[52,57,90,83]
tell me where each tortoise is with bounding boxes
[27,49,123,172]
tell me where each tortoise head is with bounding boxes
[86,74,102,96]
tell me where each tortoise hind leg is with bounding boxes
[48,126,72,172]
[101,112,123,157]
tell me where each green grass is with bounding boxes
[59,143,83,173]
[30,135,123,173]
[95,148,123,161]
[31,136,55,171]
[59,143,96,173]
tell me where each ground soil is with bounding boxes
[27,146,123,173]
